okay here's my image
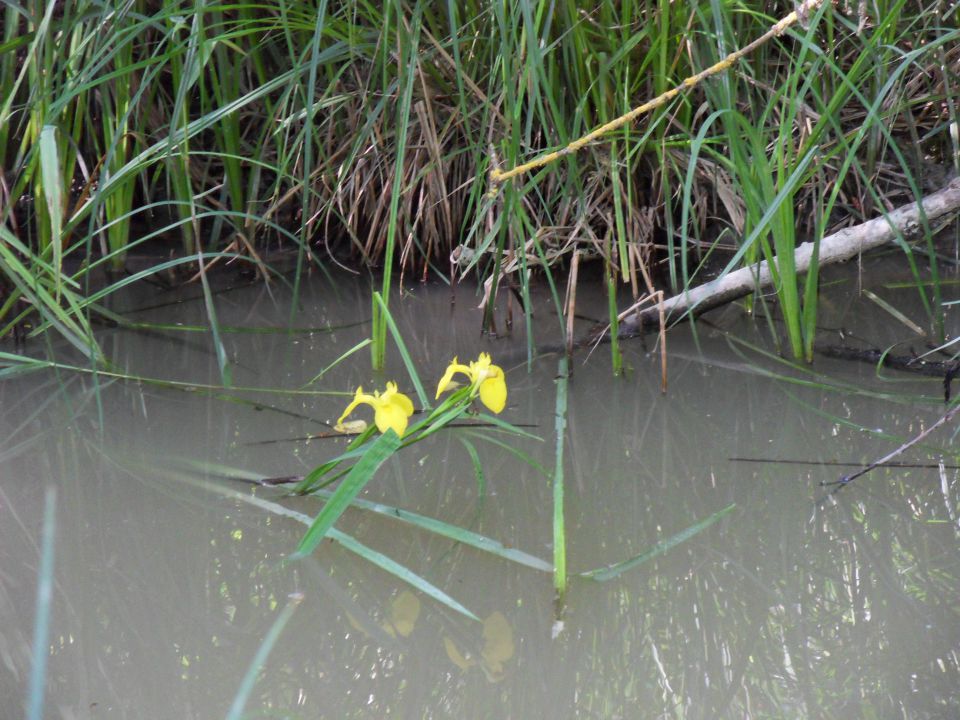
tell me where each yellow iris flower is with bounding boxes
[435,352,507,414]
[337,382,414,436]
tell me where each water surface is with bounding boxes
[2,261,959,718]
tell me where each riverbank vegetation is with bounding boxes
[7,0,960,704]
[1,0,958,366]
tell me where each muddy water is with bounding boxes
[2,261,959,719]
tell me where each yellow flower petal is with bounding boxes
[338,383,414,436]
[374,401,410,436]
[435,354,508,412]
[337,386,373,426]
[435,357,469,399]
[389,391,415,418]
[474,356,506,413]
[382,382,414,414]
[478,370,507,413]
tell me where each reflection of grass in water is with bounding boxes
[26,489,56,720]
[224,592,304,720]
[579,503,736,582]
[555,338,960,717]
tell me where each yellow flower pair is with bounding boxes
[337,353,507,437]
[434,352,507,414]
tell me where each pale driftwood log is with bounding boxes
[614,178,960,338]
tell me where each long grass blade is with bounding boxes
[862,290,924,336]
[303,339,372,387]
[311,489,552,572]
[293,430,402,558]
[208,474,479,620]
[373,1,423,369]
[458,437,486,497]
[329,528,479,621]
[372,291,429,410]
[174,457,551,572]
[581,504,736,582]
[38,125,63,290]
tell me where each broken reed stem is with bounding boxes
[488,0,827,190]
[657,291,667,394]
[565,250,580,361]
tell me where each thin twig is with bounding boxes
[818,403,960,499]
[732,456,960,470]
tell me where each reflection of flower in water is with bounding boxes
[443,611,515,682]
[479,612,515,680]
[343,594,514,681]
[345,590,420,640]
[382,590,420,638]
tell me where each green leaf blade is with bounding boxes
[581,504,736,582]
[293,430,401,558]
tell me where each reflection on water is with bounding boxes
[1,263,959,718]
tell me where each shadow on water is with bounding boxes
[1,258,959,718]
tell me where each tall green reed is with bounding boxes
[552,357,568,598]
[372,0,422,370]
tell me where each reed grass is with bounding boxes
[552,357,569,598]
[1,0,956,363]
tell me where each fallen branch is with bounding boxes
[609,178,960,339]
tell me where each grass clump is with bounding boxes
[0,0,956,360]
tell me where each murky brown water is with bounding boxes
[2,259,959,718]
